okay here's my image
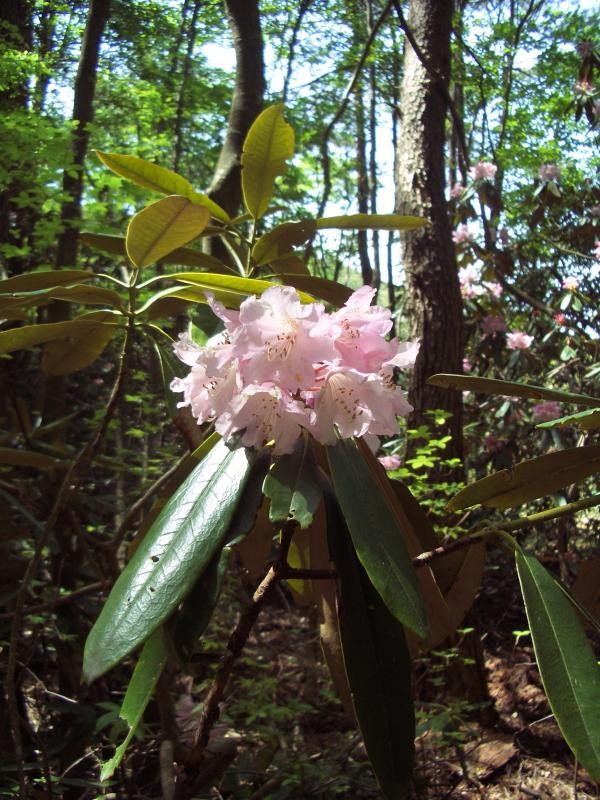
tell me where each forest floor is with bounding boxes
[172,551,599,800]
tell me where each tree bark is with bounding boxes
[207,0,265,217]
[394,0,464,464]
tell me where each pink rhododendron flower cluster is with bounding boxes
[506,331,534,350]
[469,161,497,181]
[594,240,600,260]
[171,285,419,455]
[481,315,507,336]
[562,276,579,291]
[450,182,465,199]
[531,401,562,423]
[378,453,402,471]
[538,163,561,182]
[574,79,593,96]
[453,224,476,245]
[462,357,472,373]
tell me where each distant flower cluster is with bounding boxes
[481,315,507,336]
[172,286,418,455]
[506,331,534,350]
[532,401,562,423]
[458,265,502,299]
[453,224,476,245]
[538,163,561,182]
[450,182,465,199]
[562,276,579,291]
[469,161,497,181]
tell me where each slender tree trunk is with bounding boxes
[366,0,380,294]
[207,0,265,217]
[173,0,201,173]
[355,83,373,286]
[394,0,464,464]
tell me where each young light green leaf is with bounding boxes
[0,314,119,355]
[428,374,599,409]
[100,629,168,781]
[326,491,415,800]
[537,408,600,431]
[447,445,600,511]
[516,550,600,780]
[95,151,230,222]
[126,196,210,268]
[241,104,295,220]
[263,434,322,529]
[326,438,428,638]
[316,213,426,231]
[83,440,256,682]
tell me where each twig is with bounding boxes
[5,314,134,798]
[187,521,297,767]
[0,582,104,622]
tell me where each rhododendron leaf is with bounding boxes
[148,329,189,418]
[0,314,120,355]
[126,196,211,268]
[241,104,295,220]
[275,274,352,306]
[316,213,426,231]
[95,151,230,223]
[48,284,123,308]
[252,220,317,265]
[269,253,310,276]
[263,434,322,530]
[83,441,256,682]
[172,272,315,305]
[428,374,599,409]
[41,311,119,375]
[0,269,93,293]
[448,445,600,511]
[0,447,62,470]
[537,408,600,431]
[326,438,428,638]
[80,232,231,272]
[516,550,600,781]
[325,491,414,800]
[100,629,168,782]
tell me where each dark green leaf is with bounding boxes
[263,434,322,529]
[252,220,316,265]
[83,441,256,682]
[275,274,352,306]
[516,550,600,780]
[537,408,600,431]
[448,445,600,511]
[0,269,94,294]
[326,492,414,800]
[428,374,599,409]
[316,213,426,231]
[326,438,428,638]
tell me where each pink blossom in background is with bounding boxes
[506,331,534,350]
[562,276,579,291]
[481,315,507,336]
[538,164,561,182]
[452,224,476,245]
[532,401,562,423]
[554,312,566,326]
[574,79,593,95]
[484,282,503,298]
[594,240,600,260]
[469,161,497,181]
[463,357,472,372]
[172,286,419,455]
[450,182,465,199]
[378,454,402,471]
[590,206,600,217]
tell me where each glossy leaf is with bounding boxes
[537,408,600,431]
[263,434,322,529]
[252,220,316,265]
[41,311,118,375]
[164,272,314,307]
[275,274,352,307]
[81,231,232,273]
[448,445,600,511]
[0,314,119,355]
[96,151,230,222]
[0,447,62,470]
[316,213,426,231]
[48,284,123,308]
[268,253,310,276]
[326,491,415,800]
[0,269,93,294]
[326,438,428,638]
[83,441,255,682]
[428,374,599,409]
[126,196,210,268]
[516,550,600,780]
[241,104,294,220]
[100,629,168,781]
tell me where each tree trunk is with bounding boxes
[394,0,464,464]
[207,0,265,217]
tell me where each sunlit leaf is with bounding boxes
[0,313,119,355]
[48,284,123,308]
[428,374,599,409]
[241,105,295,220]
[275,274,352,306]
[0,269,93,294]
[316,213,426,231]
[537,408,600,431]
[448,445,600,511]
[126,196,210,269]
[41,311,119,375]
[516,550,600,780]
[252,220,316,265]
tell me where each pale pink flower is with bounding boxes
[594,240,600,260]
[562,276,579,291]
[378,454,402,471]
[484,282,503,298]
[506,331,534,350]
[469,161,497,181]
[462,357,472,372]
[532,401,562,423]
[554,312,566,326]
[450,182,465,199]
[453,224,476,245]
[590,205,600,217]
[481,315,506,335]
[538,164,561,182]
[574,79,593,96]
